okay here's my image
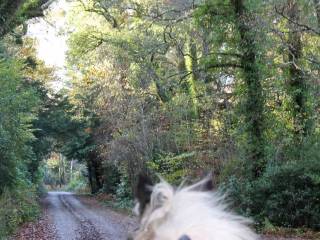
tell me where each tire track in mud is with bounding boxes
[59,194,103,240]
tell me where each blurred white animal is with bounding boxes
[131,174,258,240]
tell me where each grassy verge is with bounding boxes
[90,193,134,216]
[261,227,320,239]
[0,185,43,239]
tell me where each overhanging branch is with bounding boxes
[205,63,243,69]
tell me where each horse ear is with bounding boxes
[135,173,153,215]
[187,173,214,192]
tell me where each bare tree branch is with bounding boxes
[275,5,320,35]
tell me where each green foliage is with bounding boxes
[114,175,134,209]
[148,151,196,184]
[66,176,88,193]
[0,184,40,238]
[102,163,121,195]
[223,147,320,230]
[0,57,39,192]
[0,45,56,238]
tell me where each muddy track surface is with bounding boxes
[47,192,136,240]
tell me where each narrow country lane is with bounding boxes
[46,192,136,240]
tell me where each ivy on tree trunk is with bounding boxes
[232,0,266,178]
[287,0,311,144]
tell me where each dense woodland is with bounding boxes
[0,0,320,238]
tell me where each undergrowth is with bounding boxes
[0,185,41,239]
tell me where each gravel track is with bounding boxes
[47,192,135,240]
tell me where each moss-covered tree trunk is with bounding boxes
[149,61,169,102]
[177,38,199,118]
[232,0,265,178]
[185,33,199,118]
[286,0,310,143]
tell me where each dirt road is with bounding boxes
[45,192,135,240]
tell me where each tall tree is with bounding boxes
[232,0,265,178]
[285,0,311,143]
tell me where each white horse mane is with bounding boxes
[133,176,258,240]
